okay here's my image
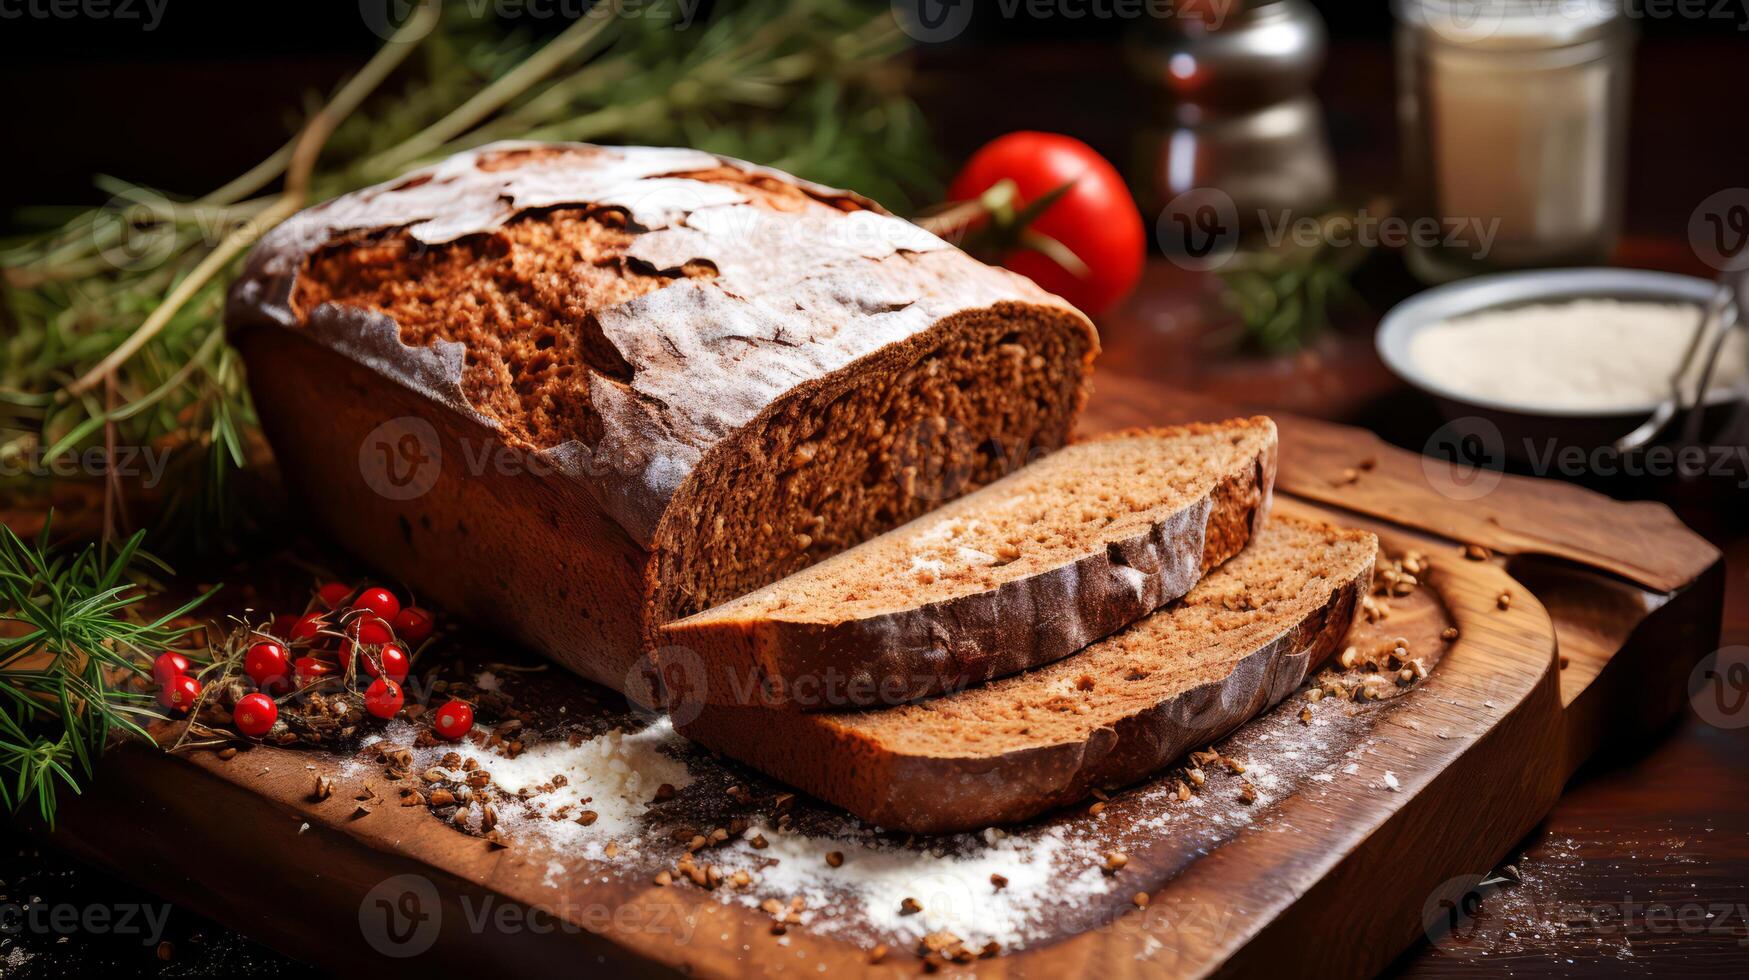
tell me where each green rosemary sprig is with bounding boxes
[1217,202,1386,353]
[0,0,936,552]
[0,516,212,825]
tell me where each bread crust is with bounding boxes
[227,143,1094,548]
[677,522,1374,833]
[225,143,1098,692]
[659,420,1278,710]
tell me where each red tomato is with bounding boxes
[946,132,1144,315]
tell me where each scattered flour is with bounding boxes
[904,555,944,580]
[357,717,694,859]
[709,822,1089,951]
[336,664,1401,954]
[462,719,692,829]
[543,859,567,888]
[954,546,998,567]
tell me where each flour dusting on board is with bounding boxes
[353,717,693,859]
[717,822,1084,950]
[343,666,1400,955]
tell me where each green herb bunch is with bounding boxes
[0,0,937,551]
[1217,202,1386,353]
[0,519,208,825]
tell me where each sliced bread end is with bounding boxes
[678,514,1376,833]
[659,417,1278,711]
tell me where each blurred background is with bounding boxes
[2,2,1748,976]
[4,0,1745,436]
[1,1,1743,229]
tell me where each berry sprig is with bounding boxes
[153,581,471,746]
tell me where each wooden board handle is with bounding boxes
[1081,371,1719,595]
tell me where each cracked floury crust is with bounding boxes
[225,142,1098,691]
[659,419,1278,710]
[678,516,1376,833]
[229,143,1092,545]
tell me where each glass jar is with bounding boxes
[1395,0,1635,282]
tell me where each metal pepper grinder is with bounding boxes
[1128,0,1336,230]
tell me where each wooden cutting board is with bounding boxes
[44,371,1723,978]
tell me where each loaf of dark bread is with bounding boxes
[678,515,1376,832]
[226,143,1098,692]
[659,419,1277,710]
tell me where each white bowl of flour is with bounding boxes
[1377,268,1741,453]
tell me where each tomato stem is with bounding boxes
[913,176,1090,281]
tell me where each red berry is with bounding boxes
[341,616,394,659]
[245,641,291,693]
[432,699,474,741]
[392,607,436,645]
[151,651,191,688]
[269,614,299,638]
[357,616,393,644]
[290,612,328,643]
[317,582,354,609]
[361,642,410,682]
[353,587,401,623]
[364,678,404,719]
[159,674,202,713]
[233,693,278,737]
[294,656,336,688]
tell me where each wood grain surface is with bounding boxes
[1082,372,1719,595]
[48,510,1556,978]
[38,374,1723,977]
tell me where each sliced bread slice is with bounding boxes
[658,418,1278,710]
[677,515,1376,833]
